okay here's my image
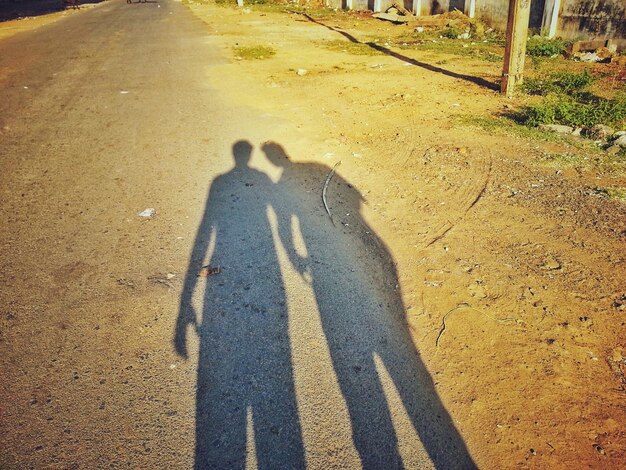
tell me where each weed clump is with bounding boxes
[521,93,626,128]
[526,36,570,57]
[522,70,595,96]
[233,45,276,60]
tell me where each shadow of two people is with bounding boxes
[175,140,476,469]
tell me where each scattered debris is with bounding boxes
[116,278,136,289]
[612,134,626,148]
[539,124,575,134]
[540,257,561,271]
[148,273,175,289]
[322,161,341,225]
[583,124,614,140]
[198,265,221,278]
[374,3,414,24]
[138,208,156,218]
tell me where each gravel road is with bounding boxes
[0,1,476,468]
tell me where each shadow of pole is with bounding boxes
[301,12,500,92]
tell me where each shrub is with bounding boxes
[521,93,626,128]
[526,36,569,57]
[522,70,595,95]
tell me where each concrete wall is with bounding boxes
[325,0,625,40]
[560,0,626,39]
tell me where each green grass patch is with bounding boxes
[522,70,595,96]
[457,114,563,141]
[393,38,503,63]
[520,93,626,128]
[526,36,570,57]
[537,151,626,172]
[589,186,626,202]
[320,39,385,56]
[233,45,276,60]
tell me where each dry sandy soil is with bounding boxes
[2,1,625,468]
[182,3,626,467]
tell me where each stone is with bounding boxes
[612,134,626,148]
[606,145,621,155]
[541,257,561,271]
[584,124,614,140]
[539,124,574,134]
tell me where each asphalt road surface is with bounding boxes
[0,1,476,468]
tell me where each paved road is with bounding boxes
[0,1,475,468]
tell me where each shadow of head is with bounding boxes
[233,140,253,166]
[261,141,289,168]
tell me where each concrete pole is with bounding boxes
[468,0,476,18]
[501,0,532,98]
[547,0,561,38]
[413,0,421,16]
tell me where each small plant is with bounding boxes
[590,187,626,202]
[321,40,384,56]
[522,70,595,96]
[526,36,569,57]
[233,45,276,60]
[442,26,462,39]
[521,93,626,128]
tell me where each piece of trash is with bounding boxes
[415,26,424,33]
[322,152,335,159]
[352,153,363,158]
[148,274,174,289]
[166,273,175,280]
[23,86,29,89]
[451,103,461,107]
[198,266,221,278]
[296,69,308,76]
[120,90,129,94]
[138,208,156,218]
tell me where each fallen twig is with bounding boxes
[435,303,469,347]
[435,301,516,347]
[323,161,341,225]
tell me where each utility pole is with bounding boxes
[501,0,532,98]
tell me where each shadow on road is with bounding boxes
[0,0,104,22]
[301,12,500,92]
[175,140,476,469]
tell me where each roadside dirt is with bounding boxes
[180,3,626,468]
[1,1,624,468]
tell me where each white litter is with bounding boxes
[138,208,156,218]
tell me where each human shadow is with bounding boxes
[263,141,477,469]
[175,141,305,469]
[301,12,499,92]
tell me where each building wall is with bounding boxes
[560,0,626,39]
[325,0,626,40]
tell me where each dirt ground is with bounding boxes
[183,3,625,468]
[2,1,625,468]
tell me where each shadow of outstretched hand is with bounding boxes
[175,300,197,360]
